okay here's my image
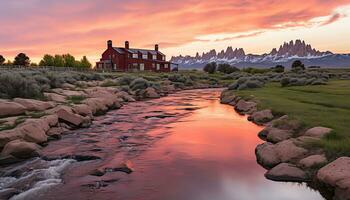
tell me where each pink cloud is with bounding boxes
[0,0,349,62]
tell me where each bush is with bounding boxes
[291,60,305,72]
[228,76,264,90]
[130,78,149,90]
[272,65,285,73]
[0,72,43,99]
[203,62,217,74]
[217,63,240,74]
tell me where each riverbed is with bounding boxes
[0,89,324,200]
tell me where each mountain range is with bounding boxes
[170,40,350,68]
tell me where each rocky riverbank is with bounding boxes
[220,89,350,200]
[0,79,221,167]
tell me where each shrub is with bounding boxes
[272,65,285,73]
[101,79,118,87]
[217,64,240,74]
[116,75,135,85]
[203,62,217,74]
[130,78,149,90]
[0,72,42,99]
[291,60,305,72]
[228,76,264,90]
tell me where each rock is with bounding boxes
[0,100,26,117]
[116,91,136,102]
[145,87,160,98]
[220,90,236,104]
[72,104,93,118]
[17,119,49,144]
[317,157,350,188]
[235,100,257,114]
[272,115,301,131]
[162,84,176,93]
[266,128,293,143]
[0,129,23,148]
[41,114,59,127]
[55,107,90,127]
[1,140,41,159]
[13,98,54,111]
[61,83,76,90]
[265,163,308,182]
[44,93,66,103]
[52,88,87,97]
[248,109,274,124]
[299,154,327,168]
[274,140,307,162]
[83,98,108,115]
[305,127,333,138]
[46,127,67,139]
[255,142,280,168]
[258,127,270,140]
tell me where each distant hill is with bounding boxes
[170,40,350,69]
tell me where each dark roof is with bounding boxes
[113,47,165,56]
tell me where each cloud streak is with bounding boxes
[0,0,349,62]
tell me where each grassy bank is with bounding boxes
[235,80,350,158]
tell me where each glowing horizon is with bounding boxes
[1,0,350,64]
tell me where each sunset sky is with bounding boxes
[1,0,350,64]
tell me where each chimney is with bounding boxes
[107,40,112,48]
[155,44,159,51]
[125,41,129,49]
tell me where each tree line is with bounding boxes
[0,53,92,68]
[203,60,308,74]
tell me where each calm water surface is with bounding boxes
[2,89,324,200]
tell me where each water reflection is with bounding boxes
[110,89,324,200]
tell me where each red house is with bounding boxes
[96,40,172,72]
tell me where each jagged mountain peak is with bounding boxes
[170,40,336,68]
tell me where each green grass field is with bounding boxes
[235,80,350,158]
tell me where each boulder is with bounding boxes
[317,157,350,188]
[248,109,274,124]
[41,114,59,127]
[274,140,308,162]
[0,129,23,148]
[220,90,236,104]
[13,98,54,111]
[72,104,93,118]
[265,163,308,182]
[299,154,327,168]
[304,127,333,138]
[46,127,67,139]
[235,100,257,114]
[17,119,49,144]
[0,188,19,199]
[0,100,26,117]
[272,115,301,130]
[1,140,41,159]
[255,142,280,168]
[266,128,293,143]
[56,107,89,127]
[145,87,160,98]
[44,93,66,103]
[83,98,108,115]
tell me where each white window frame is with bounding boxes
[132,53,138,58]
[152,55,157,60]
[164,64,168,69]
[156,64,160,70]
[142,54,148,59]
[162,56,165,61]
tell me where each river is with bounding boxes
[0,89,324,200]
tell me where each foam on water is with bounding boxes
[0,159,75,200]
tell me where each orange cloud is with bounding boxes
[0,0,349,62]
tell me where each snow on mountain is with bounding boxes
[170,40,350,68]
